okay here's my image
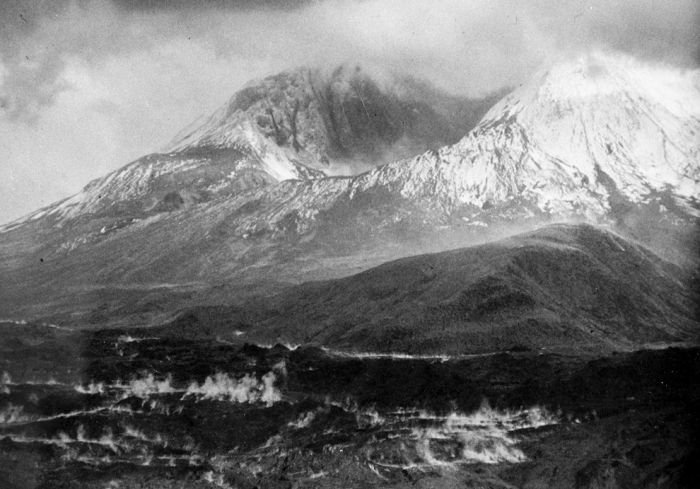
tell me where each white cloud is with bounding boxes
[0,29,276,223]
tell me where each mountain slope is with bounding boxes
[0,53,697,326]
[1,65,498,230]
[98,52,697,266]
[8,53,696,240]
[209,52,700,237]
[167,224,699,354]
[166,65,503,174]
[7,147,322,228]
[62,52,695,249]
[418,52,700,214]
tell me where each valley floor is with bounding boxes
[1,322,698,489]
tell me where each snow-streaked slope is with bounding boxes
[186,52,700,240]
[3,145,322,227]
[2,65,496,230]
[357,52,700,218]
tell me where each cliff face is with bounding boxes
[167,65,501,175]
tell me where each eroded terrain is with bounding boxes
[1,322,698,488]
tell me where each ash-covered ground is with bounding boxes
[1,322,699,488]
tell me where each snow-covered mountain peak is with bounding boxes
[483,52,700,124]
[536,54,630,101]
[301,51,699,233]
[441,52,700,212]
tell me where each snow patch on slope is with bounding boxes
[347,52,700,219]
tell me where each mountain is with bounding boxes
[164,223,699,354]
[0,65,498,229]
[0,52,698,326]
[165,65,502,174]
[181,52,699,239]
[83,52,699,250]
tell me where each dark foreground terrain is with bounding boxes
[1,322,699,489]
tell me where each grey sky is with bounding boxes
[0,0,698,224]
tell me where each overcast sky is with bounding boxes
[0,0,698,224]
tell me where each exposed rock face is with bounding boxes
[167,65,501,174]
